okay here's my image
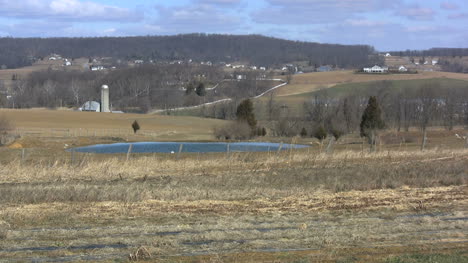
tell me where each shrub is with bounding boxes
[313,126,327,142]
[214,121,252,140]
[300,127,307,137]
[330,127,344,140]
[0,115,14,146]
[0,115,12,135]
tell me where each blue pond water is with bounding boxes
[70,142,309,154]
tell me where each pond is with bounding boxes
[70,142,309,154]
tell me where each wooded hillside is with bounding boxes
[0,34,379,69]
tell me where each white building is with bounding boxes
[80,101,100,112]
[91,66,104,71]
[399,66,408,72]
[363,65,389,73]
[385,53,391,57]
[432,60,438,65]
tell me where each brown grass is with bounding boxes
[0,108,228,142]
[275,70,468,96]
[0,148,466,262]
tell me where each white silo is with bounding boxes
[101,85,110,112]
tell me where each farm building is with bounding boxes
[363,65,388,73]
[80,101,100,112]
[399,66,408,72]
[317,65,332,72]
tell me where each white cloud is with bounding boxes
[152,2,244,33]
[395,6,435,21]
[440,2,459,10]
[252,0,400,24]
[448,13,468,19]
[0,0,141,22]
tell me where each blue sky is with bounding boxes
[0,0,467,51]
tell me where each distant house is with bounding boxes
[398,66,408,72]
[385,53,391,57]
[432,60,438,65]
[49,57,57,60]
[64,61,72,66]
[236,74,246,80]
[251,66,257,70]
[134,60,144,64]
[90,65,104,71]
[259,67,266,71]
[317,65,332,72]
[363,65,389,73]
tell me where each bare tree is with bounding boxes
[417,85,438,151]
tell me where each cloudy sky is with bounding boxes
[0,0,467,51]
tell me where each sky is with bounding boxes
[0,0,467,51]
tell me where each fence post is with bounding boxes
[21,148,25,164]
[126,144,133,161]
[177,144,184,159]
[277,142,283,155]
[70,149,75,165]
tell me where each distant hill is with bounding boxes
[388,48,468,57]
[0,34,379,69]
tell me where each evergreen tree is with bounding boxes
[360,96,385,150]
[195,82,206,96]
[132,120,140,134]
[300,127,307,137]
[236,99,257,128]
[313,125,327,142]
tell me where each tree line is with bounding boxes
[389,48,468,58]
[3,64,279,113]
[0,34,378,69]
[204,80,468,142]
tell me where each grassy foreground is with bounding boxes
[0,148,466,262]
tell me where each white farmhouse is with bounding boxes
[385,53,391,57]
[363,65,389,73]
[432,60,438,65]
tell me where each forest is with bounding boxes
[0,34,379,69]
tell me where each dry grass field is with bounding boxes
[0,109,228,143]
[0,147,466,262]
[275,70,468,97]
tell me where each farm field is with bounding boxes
[275,70,468,97]
[0,147,466,262]
[0,107,467,262]
[255,76,468,119]
[0,109,227,143]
